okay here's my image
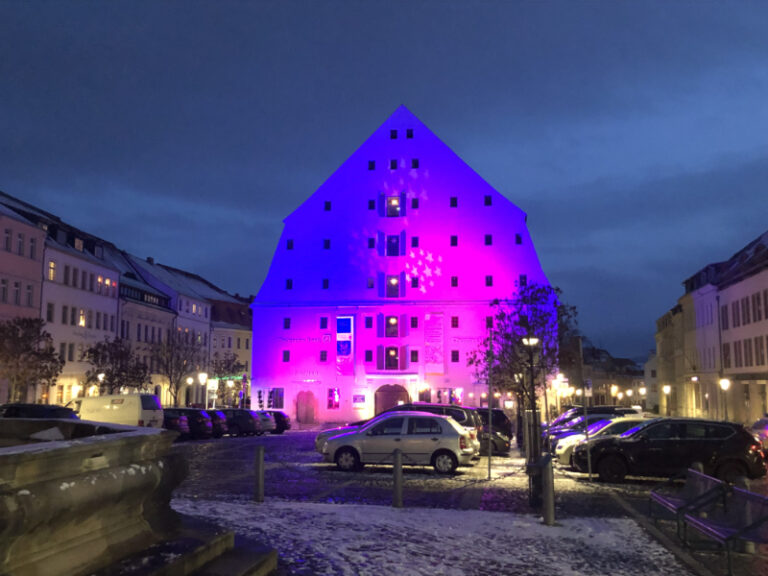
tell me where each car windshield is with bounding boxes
[620,418,661,438]
[585,419,612,435]
[551,409,579,427]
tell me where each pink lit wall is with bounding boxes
[251,106,550,425]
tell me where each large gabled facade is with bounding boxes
[251,107,550,425]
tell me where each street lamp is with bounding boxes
[522,336,540,506]
[186,377,194,407]
[97,373,105,394]
[610,385,618,405]
[198,372,209,410]
[662,385,671,416]
[719,378,730,422]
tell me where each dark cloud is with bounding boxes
[2,1,767,359]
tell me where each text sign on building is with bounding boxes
[336,316,354,376]
[424,313,444,375]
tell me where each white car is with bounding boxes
[254,410,277,434]
[555,417,648,467]
[322,411,476,474]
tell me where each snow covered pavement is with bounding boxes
[172,497,694,576]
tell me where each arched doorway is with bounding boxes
[296,390,317,425]
[375,384,410,415]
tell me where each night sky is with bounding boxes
[2,1,767,360]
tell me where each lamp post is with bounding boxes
[97,373,105,395]
[662,385,671,416]
[522,336,541,506]
[639,386,647,410]
[719,378,730,422]
[186,377,193,407]
[198,372,209,410]
[610,385,618,405]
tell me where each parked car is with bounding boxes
[222,408,260,436]
[548,405,641,430]
[572,417,767,483]
[477,408,514,439]
[263,409,291,434]
[0,403,79,419]
[208,410,229,438]
[254,410,277,434]
[321,411,476,474]
[167,408,213,439]
[554,416,647,466]
[749,416,768,449]
[546,413,620,452]
[315,412,391,452]
[380,403,482,456]
[71,394,163,428]
[162,411,190,439]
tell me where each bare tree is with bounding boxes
[82,338,151,394]
[210,351,246,407]
[150,332,204,407]
[0,317,63,402]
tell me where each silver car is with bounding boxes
[321,411,475,474]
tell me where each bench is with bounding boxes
[649,468,728,539]
[683,486,768,576]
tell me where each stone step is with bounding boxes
[194,545,278,576]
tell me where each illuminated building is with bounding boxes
[251,106,550,424]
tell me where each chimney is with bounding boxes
[147,257,154,264]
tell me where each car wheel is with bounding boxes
[432,450,458,474]
[597,455,627,483]
[335,447,360,471]
[229,424,240,437]
[716,461,747,483]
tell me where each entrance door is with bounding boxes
[296,390,317,424]
[374,384,410,415]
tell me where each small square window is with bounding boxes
[368,199,376,210]
[320,351,328,362]
[411,158,419,169]
[368,160,375,170]
[320,317,329,329]
[451,276,458,287]
[367,277,374,289]
[323,239,331,249]
[515,234,522,245]
[406,129,414,139]
[287,239,294,250]
[450,236,458,247]
[451,350,460,363]
[486,275,493,287]
[283,318,291,329]
[486,316,493,329]
[282,350,290,362]
[368,238,375,249]
[411,198,419,209]
[322,279,329,289]
[365,350,373,362]
[411,276,419,288]
[408,317,417,329]
[519,274,527,286]
[410,350,419,363]
[324,201,331,211]
[450,197,458,208]
[411,237,419,248]
[390,159,397,170]
[286,279,293,290]
[365,317,373,328]
[390,129,397,139]
[451,316,459,328]
[484,195,492,206]
[485,234,492,246]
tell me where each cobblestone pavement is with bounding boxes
[172,430,768,576]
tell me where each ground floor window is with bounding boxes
[269,387,284,409]
[327,387,340,409]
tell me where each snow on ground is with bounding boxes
[172,498,694,576]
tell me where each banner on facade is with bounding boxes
[424,312,444,375]
[336,316,354,376]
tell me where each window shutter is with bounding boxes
[399,230,406,255]
[377,272,385,297]
[400,314,409,337]
[377,192,385,217]
[377,231,385,256]
[399,345,408,370]
[399,271,406,297]
[399,191,407,216]
[376,345,385,370]
[377,314,385,338]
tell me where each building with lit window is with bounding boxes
[251,106,550,425]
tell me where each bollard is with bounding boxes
[254,444,265,503]
[393,449,403,508]
[734,476,754,554]
[541,454,555,526]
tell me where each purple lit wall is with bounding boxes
[251,106,550,424]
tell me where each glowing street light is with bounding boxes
[198,372,209,409]
[719,378,731,421]
[662,384,671,416]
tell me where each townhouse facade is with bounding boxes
[0,204,45,322]
[655,230,768,424]
[251,106,551,425]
